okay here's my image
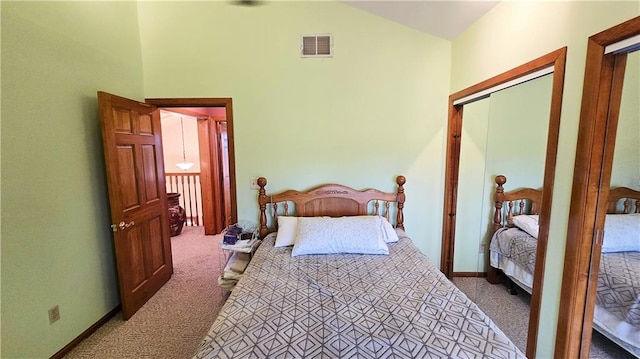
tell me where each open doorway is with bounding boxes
[148,98,237,236]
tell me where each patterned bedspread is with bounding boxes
[489,228,537,275]
[595,251,640,356]
[598,252,640,327]
[194,233,525,359]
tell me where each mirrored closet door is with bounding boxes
[442,48,567,358]
[454,76,553,275]
[452,74,554,353]
[555,15,640,359]
[587,49,640,358]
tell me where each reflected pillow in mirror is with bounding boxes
[602,213,640,253]
[511,215,539,239]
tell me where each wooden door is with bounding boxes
[98,91,173,319]
[197,117,222,235]
[217,122,232,228]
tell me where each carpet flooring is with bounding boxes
[63,229,634,358]
[64,226,227,359]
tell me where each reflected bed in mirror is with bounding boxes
[596,188,640,357]
[486,175,541,291]
[594,48,640,357]
[488,175,640,357]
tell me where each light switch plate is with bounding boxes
[250,178,259,190]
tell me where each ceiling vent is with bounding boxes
[301,34,332,58]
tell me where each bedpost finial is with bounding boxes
[258,177,267,188]
[495,175,506,186]
[396,176,406,186]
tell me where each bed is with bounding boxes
[193,176,525,358]
[486,175,640,357]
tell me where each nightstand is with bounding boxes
[217,233,260,291]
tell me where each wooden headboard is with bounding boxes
[257,176,406,238]
[606,187,640,214]
[492,175,543,234]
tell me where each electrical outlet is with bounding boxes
[250,177,259,190]
[478,243,486,253]
[48,305,60,324]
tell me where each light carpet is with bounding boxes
[64,226,226,359]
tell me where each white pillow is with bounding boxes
[511,215,539,239]
[380,216,399,243]
[274,216,298,247]
[291,216,389,256]
[602,213,640,253]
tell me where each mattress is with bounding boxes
[194,232,525,359]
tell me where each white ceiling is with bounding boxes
[342,1,500,40]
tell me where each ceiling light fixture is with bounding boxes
[176,117,194,171]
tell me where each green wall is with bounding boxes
[451,1,640,356]
[1,2,145,357]
[454,97,490,273]
[136,1,452,257]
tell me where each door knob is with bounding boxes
[111,221,135,232]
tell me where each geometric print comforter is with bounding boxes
[598,252,640,327]
[194,232,525,359]
[489,228,537,276]
[595,251,640,356]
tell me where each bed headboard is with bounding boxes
[606,187,640,214]
[257,176,406,238]
[492,175,543,233]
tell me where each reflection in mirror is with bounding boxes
[589,50,640,357]
[454,98,490,277]
[452,98,492,326]
[555,17,639,358]
[453,74,552,353]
